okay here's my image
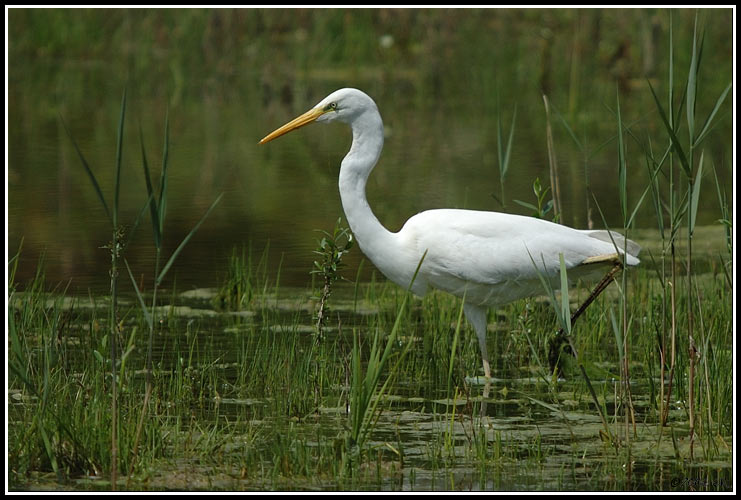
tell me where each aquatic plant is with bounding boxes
[57,91,222,487]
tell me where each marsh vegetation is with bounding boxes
[7,8,733,492]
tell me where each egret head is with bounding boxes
[259,88,377,144]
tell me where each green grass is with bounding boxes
[10,90,222,488]
[8,229,732,490]
[214,243,272,311]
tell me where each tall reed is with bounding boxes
[61,91,222,487]
[125,109,222,483]
[61,89,128,488]
[647,10,731,459]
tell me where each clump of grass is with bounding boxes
[216,246,254,311]
[8,253,166,485]
[542,94,563,222]
[18,90,224,488]
[124,107,222,483]
[215,243,273,311]
[342,253,425,476]
[645,10,731,459]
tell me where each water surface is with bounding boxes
[7,8,733,292]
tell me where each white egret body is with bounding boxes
[260,88,640,378]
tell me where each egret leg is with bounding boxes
[464,303,491,379]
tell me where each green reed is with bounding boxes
[58,89,129,487]
[343,253,425,477]
[8,255,160,485]
[9,225,731,490]
[644,10,731,460]
[16,91,224,488]
[126,108,222,482]
[494,98,517,209]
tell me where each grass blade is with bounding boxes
[447,294,466,390]
[610,308,624,360]
[497,98,504,175]
[114,87,127,227]
[158,107,170,236]
[711,162,732,255]
[686,12,699,142]
[500,104,517,181]
[124,258,153,329]
[558,254,570,333]
[694,82,732,146]
[122,191,155,251]
[626,177,654,230]
[157,193,223,285]
[37,419,61,481]
[526,250,570,335]
[8,307,31,386]
[543,94,562,219]
[689,150,704,236]
[139,126,161,249]
[668,9,674,127]
[60,116,111,223]
[647,79,691,178]
[616,87,627,221]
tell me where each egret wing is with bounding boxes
[404,209,622,288]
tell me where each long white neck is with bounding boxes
[337,108,398,270]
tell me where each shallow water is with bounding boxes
[10,275,732,492]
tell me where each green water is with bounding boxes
[7,8,733,292]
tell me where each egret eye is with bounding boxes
[329,102,338,110]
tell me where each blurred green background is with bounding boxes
[7,8,733,291]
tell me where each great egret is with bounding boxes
[260,88,640,379]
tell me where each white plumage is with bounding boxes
[261,88,640,378]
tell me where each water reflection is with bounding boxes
[7,9,733,293]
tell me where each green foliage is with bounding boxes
[343,253,425,475]
[513,177,555,220]
[312,218,354,337]
[312,218,355,283]
[34,91,224,486]
[216,246,253,311]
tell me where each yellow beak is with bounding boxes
[259,107,326,145]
